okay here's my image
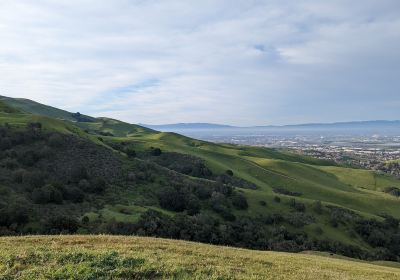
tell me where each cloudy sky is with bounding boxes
[0,0,399,125]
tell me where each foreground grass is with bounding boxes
[0,236,399,279]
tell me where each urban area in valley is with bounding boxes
[165,127,400,179]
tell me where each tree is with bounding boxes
[313,200,323,214]
[186,196,201,215]
[126,148,136,158]
[158,187,187,212]
[0,137,11,150]
[151,147,162,156]
[91,178,106,193]
[78,179,91,191]
[70,166,88,183]
[32,185,63,204]
[63,186,85,203]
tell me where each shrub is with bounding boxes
[151,148,162,156]
[232,193,248,210]
[158,187,187,212]
[315,227,324,235]
[32,185,63,204]
[186,196,201,216]
[63,186,85,203]
[289,198,306,212]
[45,216,79,234]
[23,171,46,189]
[126,148,136,158]
[48,133,64,148]
[383,187,400,197]
[91,178,107,193]
[273,187,302,197]
[70,166,88,183]
[0,137,11,150]
[78,179,91,191]
[313,200,323,214]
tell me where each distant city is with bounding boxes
[144,121,400,178]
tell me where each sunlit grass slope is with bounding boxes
[0,235,399,280]
[123,131,400,218]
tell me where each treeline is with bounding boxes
[100,209,400,261]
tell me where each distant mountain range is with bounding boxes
[141,123,235,130]
[143,120,400,130]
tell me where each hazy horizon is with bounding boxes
[142,119,400,127]
[1,1,399,125]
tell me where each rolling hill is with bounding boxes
[0,96,400,264]
[1,235,400,280]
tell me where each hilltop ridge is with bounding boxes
[1,235,400,279]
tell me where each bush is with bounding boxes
[274,196,281,203]
[63,186,85,203]
[48,133,64,148]
[78,179,91,191]
[0,203,30,227]
[151,148,162,156]
[126,148,136,158]
[32,185,63,204]
[383,187,400,197]
[273,187,302,197]
[186,196,201,215]
[45,216,79,234]
[0,137,12,150]
[295,202,306,212]
[226,170,234,176]
[313,200,323,214]
[91,178,107,193]
[70,166,88,183]
[23,171,46,189]
[315,227,324,235]
[232,193,248,210]
[158,187,187,212]
[289,198,306,212]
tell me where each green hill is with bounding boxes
[0,95,153,135]
[1,235,400,280]
[0,95,400,263]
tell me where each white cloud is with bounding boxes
[0,0,399,125]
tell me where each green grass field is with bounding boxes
[1,96,400,257]
[1,235,399,280]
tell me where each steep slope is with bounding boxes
[1,235,400,280]
[0,95,153,135]
[0,95,94,122]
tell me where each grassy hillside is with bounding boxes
[121,132,400,218]
[1,96,400,262]
[0,95,152,134]
[1,235,400,280]
[0,95,84,121]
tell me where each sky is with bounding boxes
[0,0,399,126]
